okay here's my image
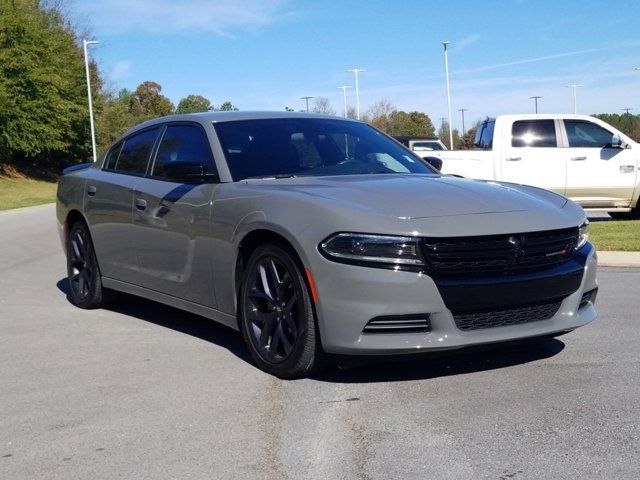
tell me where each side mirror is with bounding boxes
[610,134,626,149]
[163,161,209,183]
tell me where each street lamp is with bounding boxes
[346,68,365,120]
[529,96,542,114]
[566,84,583,114]
[458,108,468,134]
[337,86,351,117]
[442,41,453,149]
[300,96,314,112]
[83,39,99,163]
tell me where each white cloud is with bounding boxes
[453,34,481,52]
[74,0,294,35]
[109,59,132,80]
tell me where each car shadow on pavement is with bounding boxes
[56,278,251,363]
[315,338,565,383]
[56,278,566,382]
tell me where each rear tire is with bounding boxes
[66,221,107,309]
[239,243,328,379]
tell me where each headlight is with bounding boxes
[319,233,424,268]
[576,220,589,250]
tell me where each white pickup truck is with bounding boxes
[433,114,639,219]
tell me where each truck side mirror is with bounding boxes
[610,134,626,149]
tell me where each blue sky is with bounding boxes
[73,0,640,129]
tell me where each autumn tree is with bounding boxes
[129,81,174,118]
[176,94,213,114]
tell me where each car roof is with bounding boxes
[124,111,359,137]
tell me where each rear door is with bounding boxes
[500,119,566,194]
[132,122,218,307]
[562,119,637,208]
[84,127,160,283]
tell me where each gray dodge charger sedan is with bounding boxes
[56,112,598,378]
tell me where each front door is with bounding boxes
[500,118,566,194]
[132,123,218,307]
[562,119,638,208]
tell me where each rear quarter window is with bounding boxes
[114,128,160,175]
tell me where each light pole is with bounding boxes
[346,68,365,120]
[337,86,351,117]
[566,84,583,114]
[442,41,454,149]
[458,108,468,134]
[622,108,633,115]
[83,39,99,162]
[300,96,314,112]
[529,96,542,114]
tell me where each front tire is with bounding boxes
[239,243,327,379]
[66,221,107,309]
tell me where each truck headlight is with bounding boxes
[320,233,424,268]
[577,221,589,250]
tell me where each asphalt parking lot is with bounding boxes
[1,204,639,479]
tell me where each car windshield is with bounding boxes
[213,118,436,181]
[413,141,443,151]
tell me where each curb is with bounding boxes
[0,202,55,216]
[597,251,640,268]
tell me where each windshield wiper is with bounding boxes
[245,174,297,180]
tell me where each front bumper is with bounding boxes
[312,243,598,355]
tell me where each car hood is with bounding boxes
[247,174,568,219]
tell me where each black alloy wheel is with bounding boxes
[240,243,327,378]
[66,221,107,309]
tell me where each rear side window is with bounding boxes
[152,125,213,178]
[474,120,495,149]
[103,142,122,170]
[564,120,614,148]
[511,120,557,148]
[115,128,159,175]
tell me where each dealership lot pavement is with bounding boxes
[1,204,639,479]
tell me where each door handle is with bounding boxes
[505,156,521,161]
[135,198,147,211]
[87,185,97,196]
[571,156,587,161]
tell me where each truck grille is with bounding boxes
[422,227,578,276]
[453,299,563,331]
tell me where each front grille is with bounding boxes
[453,299,563,331]
[363,314,431,334]
[422,227,578,277]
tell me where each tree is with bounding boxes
[219,101,238,111]
[0,0,96,165]
[129,81,174,118]
[366,100,396,131]
[176,94,213,114]
[387,111,436,137]
[438,123,461,149]
[592,113,640,142]
[95,88,136,153]
[311,97,336,115]
[459,122,479,150]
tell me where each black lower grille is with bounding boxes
[422,227,579,277]
[453,299,563,331]
[363,314,431,334]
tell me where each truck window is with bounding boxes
[564,120,614,148]
[474,119,495,149]
[511,120,557,148]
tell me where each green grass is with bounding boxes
[0,176,57,211]
[589,220,640,252]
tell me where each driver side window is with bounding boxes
[152,124,214,178]
[564,120,614,148]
